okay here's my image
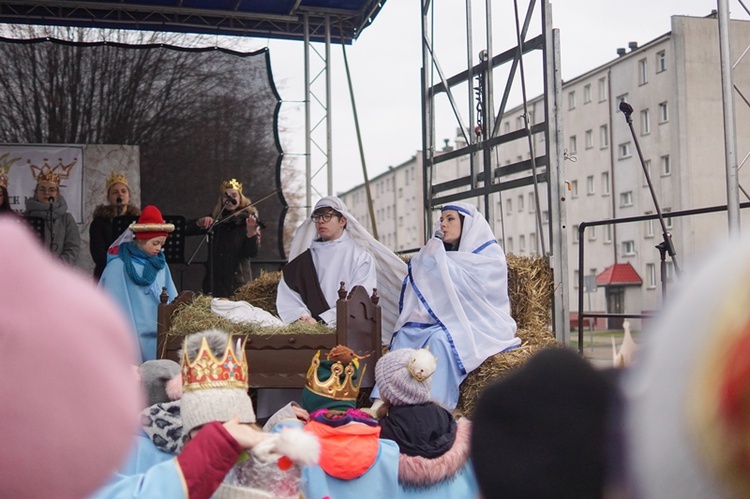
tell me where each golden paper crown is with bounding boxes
[106,172,129,191]
[0,168,8,189]
[220,178,242,192]
[37,170,61,185]
[181,336,249,392]
[305,350,364,402]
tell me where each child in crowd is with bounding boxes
[374,348,478,497]
[99,205,178,362]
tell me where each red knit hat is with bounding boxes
[130,205,174,240]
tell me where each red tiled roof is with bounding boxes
[596,262,642,286]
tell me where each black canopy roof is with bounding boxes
[0,0,387,43]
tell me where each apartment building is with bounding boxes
[339,13,750,329]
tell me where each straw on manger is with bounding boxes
[166,293,330,339]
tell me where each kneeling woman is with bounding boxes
[385,202,520,410]
[99,205,178,362]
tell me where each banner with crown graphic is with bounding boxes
[0,145,84,222]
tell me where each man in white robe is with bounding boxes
[277,196,406,338]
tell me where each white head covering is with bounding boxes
[289,196,407,341]
[437,202,498,253]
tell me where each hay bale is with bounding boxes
[232,270,282,315]
[166,294,330,338]
[507,254,553,331]
[455,326,560,418]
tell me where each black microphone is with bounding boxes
[224,193,238,206]
[48,196,55,204]
[434,229,444,240]
[619,101,634,116]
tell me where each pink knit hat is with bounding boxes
[0,216,142,498]
[375,348,437,406]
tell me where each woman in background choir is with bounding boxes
[23,171,80,265]
[0,168,13,213]
[191,178,260,298]
[99,205,178,363]
[89,172,140,279]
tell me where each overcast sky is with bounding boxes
[228,0,748,196]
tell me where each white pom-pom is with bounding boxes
[275,427,320,466]
[165,373,182,400]
[408,348,437,382]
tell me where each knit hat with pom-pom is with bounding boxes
[375,348,437,406]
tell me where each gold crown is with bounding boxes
[305,350,364,402]
[37,170,61,185]
[220,178,242,192]
[106,172,129,191]
[181,336,249,393]
[0,167,7,189]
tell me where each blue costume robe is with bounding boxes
[100,251,177,362]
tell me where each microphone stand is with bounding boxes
[47,197,56,253]
[619,101,681,280]
[186,198,233,295]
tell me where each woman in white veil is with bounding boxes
[382,202,519,410]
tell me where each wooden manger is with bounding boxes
[156,282,382,389]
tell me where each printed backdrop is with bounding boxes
[1,144,84,223]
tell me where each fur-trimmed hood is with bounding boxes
[397,418,472,487]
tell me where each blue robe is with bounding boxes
[89,458,185,499]
[301,439,400,499]
[100,253,177,362]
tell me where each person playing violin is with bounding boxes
[191,179,260,298]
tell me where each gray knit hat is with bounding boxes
[180,329,256,435]
[375,348,437,406]
[138,359,181,407]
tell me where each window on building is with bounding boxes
[571,179,579,198]
[569,135,577,154]
[584,84,592,103]
[661,155,671,175]
[622,240,636,256]
[647,263,657,288]
[568,91,576,110]
[398,216,403,227]
[620,191,634,206]
[587,175,595,195]
[573,224,580,243]
[666,261,674,281]
[518,194,525,212]
[516,116,523,130]
[656,50,666,72]
[659,101,669,122]
[638,58,648,85]
[506,198,513,214]
[574,269,580,289]
[405,172,409,186]
[387,206,391,218]
[600,124,609,148]
[588,225,597,241]
[664,208,673,229]
[598,76,607,102]
[519,235,526,253]
[528,193,535,213]
[641,109,650,135]
[602,171,611,195]
[585,129,593,149]
[643,159,652,186]
[619,142,632,159]
[604,224,612,243]
[542,210,549,224]
[530,233,538,254]
[646,218,656,238]
[506,237,514,253]
[504,121,510,134]
[398,187,403,198]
